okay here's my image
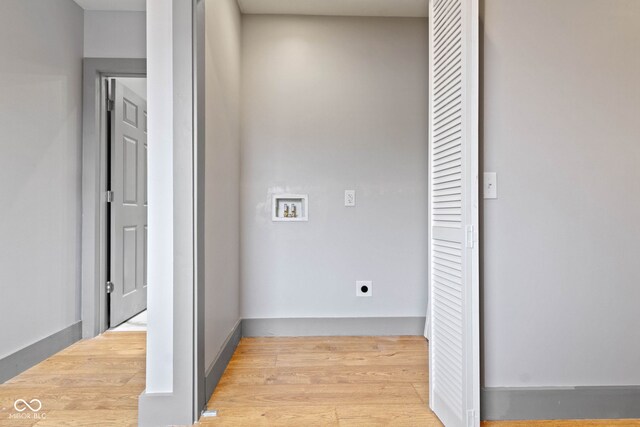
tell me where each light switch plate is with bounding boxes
[484,172,497,199]
[345,190,356,207]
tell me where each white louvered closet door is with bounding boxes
[428,0,480,426]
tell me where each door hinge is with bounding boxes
[106,191,114,202]
[106,281,114,294]
[465,225,474,249]
[107,78,116,111]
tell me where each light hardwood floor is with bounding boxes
[202,336,438,426]
[201,337,640,427]
[0,332,638,426]
[0,331,145,427]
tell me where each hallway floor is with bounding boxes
[0,332,638,426]
[0,331,145,426]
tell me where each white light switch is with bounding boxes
[484,172,498,199]
[345,190,356,207]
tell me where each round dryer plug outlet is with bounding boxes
[356,281,372,297]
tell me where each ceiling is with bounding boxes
[238,0,428,18]
[73,0,428,17]
[73,0,145,11]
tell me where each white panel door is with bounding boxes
[428,0,480,426]
[110,80,148,327]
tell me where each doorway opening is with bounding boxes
[80,58,147,338]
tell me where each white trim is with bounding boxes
[138,0,201,424]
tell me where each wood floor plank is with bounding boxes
[0,416,39,427]
[198,406,339,426]
[336,404,443,427]
[269,365,428,385]
[0,387,141,411]
[5,372,138,388]
[275,350,427,367]
[24,356,144,374]
[226,353,277,369]
[209,383,424,407]
[217,366,273,386]
[33,410,138,427]
[411,381,429,404]
[235,341,382,354]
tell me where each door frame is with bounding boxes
[81,58,146,339]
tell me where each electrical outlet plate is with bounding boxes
[356,281,372,297]
[484,172,497,199]
[345,190,356,207]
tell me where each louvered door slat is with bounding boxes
[435,78,462,100]
[433,154,462,168]
[434,1,459,33]
[434,97,461,118]
[428,0,480,426]
[436,40,461,62]
[434,58,462,87]
[435,93,461,115]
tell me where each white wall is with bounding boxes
[144,0,173,394]
[84,10,146,58]
[483,0,640,387]
[204,0,242,369]
[141,2,197,423]
[241,16,429,319]
[0,0,83,358]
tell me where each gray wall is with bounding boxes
[204,0,242,370]
[84,10,146,58]
[241,16,429,319]
[0,0,84,359]
[483,0,640,387]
